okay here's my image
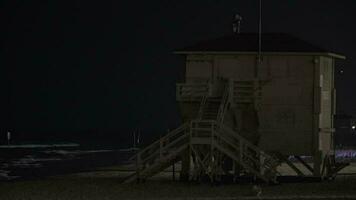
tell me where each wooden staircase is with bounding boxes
[190,120,279,183]
[123,123,190,183]
[199,97,221,120]
[123,81,280,184]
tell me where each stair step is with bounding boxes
[192,127,213,131]
[204,106,220,110]
[123,144,189,183]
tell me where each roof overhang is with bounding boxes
[173,51,346,60]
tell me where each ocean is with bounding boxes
[0,143,134,180]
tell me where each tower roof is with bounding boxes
[175,33,345,59]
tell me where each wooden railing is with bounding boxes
[176,83,210,101]
[228,80,262,104]
[190,120,279,183]
[214,122,279,181]
[131,123,189,164]
[197,93,208,120]
[124,123,190,183]
[191,120,216,138]
[217,83,230,124]
[176,78,266,104]
[124,77,281,183]
[125,119,279,183]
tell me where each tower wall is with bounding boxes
[180,54,335,157]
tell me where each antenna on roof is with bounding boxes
[232,14,242,34]
[258,0,262,64]
[255,0,262,78]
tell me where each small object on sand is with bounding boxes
[252,184,262,199]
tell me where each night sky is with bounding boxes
[3,1,356,144]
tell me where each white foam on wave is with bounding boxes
[43,149,113,155]
[0,170,19,180]
[0,143,80,149]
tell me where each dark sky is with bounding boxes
[3,0,356,142]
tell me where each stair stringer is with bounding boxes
[123,123,190,183]
[123,144,188,183]
[214,123,280,183]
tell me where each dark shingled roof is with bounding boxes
[175,33,339,54]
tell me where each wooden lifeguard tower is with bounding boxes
[123,33,346,184]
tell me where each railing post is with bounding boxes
[239,140,243,162]
[211,121,214,143]
[253,79,260,110]
[180,122,192,182]
[172,161,176,181]
[229,78,234,105]
[210,121,214,169]
[189,121,192,138]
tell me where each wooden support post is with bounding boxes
[180,148,191,181]
[136,152,141,183]
[321,155,328,178]
[210,121,214,183]
[180,127,191,181]
[172,161,176,181]
[313,151,322,177]
[239,140,243,162]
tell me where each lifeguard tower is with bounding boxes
[124,32,346,184]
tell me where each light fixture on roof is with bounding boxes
[232,14,242,34]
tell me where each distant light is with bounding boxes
[340,70,344,74]
[352,125,356,130]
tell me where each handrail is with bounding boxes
[217,123,273,161]
[142,124,187,157]
[140,134,188,164]
[198,93,208,120]
[126,119,279,183]
[176,82,209,101]
[212,141,270,182]
[214,122,279,175]
[215,123,256,151]
[217,82,230,124]
[176,83,208,87]
[130,122,189,161]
